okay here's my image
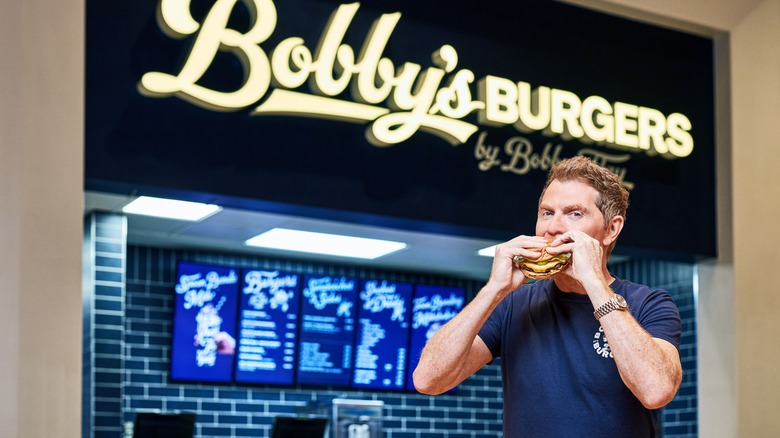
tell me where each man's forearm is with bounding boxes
[413,284,503,394]
[600,310,683,409]
[583,277,682,408]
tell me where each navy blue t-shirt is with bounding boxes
[478,278,681,438]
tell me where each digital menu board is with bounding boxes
[168,260,470,392]
[352,279,413,391]
[234,269,300,385]
[406,285,466,392]
[170,262,239,382]
[297,275,358,387]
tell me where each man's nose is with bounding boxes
[547,213,567,235]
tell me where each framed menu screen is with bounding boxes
[170,262,239,383]
[296,275,359,387]
[167,259,471,393]
[352,279,413,391]
[234,269,301,385]
[406,285,466,392]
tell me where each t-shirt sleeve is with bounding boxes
[633,288,682,350]
[478,295,508,359]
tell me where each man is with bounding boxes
[413,156,682,437]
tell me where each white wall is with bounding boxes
[0,0,84,436]
[730,1,780,434]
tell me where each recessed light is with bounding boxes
[245,228,407,260]
[122,196,221,221]
[477,245,497,257]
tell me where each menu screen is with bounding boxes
[170,262,239,382]
[234,270,300,385]
[297,275,358,387]
[168,259,470,392]
[352,279,413,391]
[406,285,466,392]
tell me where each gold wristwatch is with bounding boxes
[593,294,629,320]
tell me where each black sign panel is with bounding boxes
[234,269,300,385]
[170,262,239,382]
[297,275,359,387]
[85,0,716,259]
[353,279,413,390]
[406,285,465,392]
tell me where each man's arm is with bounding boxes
[551,230,682,408]
[594,292,683,409]
[412,285,499,395]
[413,235,549,395]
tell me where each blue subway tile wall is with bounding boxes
[83,213,127,438]
[83,223,697,437]
[120,245,503,438]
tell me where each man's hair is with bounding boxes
[540,155,629,227]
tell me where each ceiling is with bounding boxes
[84,191,499,280]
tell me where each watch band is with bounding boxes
[593,294,628,320]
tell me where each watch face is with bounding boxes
[615,294,628,308]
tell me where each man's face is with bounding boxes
[535,179,609,244]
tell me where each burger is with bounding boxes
[512,243,572,280]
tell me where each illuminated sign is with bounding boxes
[139,0,693,158]
[86,0,716,259]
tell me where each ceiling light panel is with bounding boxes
[122,196,221,221]
[245,228,407,259]
[477,245,497,257]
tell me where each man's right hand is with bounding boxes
[486,235,550,298]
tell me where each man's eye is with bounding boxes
[570,211,582,218]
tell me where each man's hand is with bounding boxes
[547,230,608,291]
[215,331,236,354]
[488,235,550,296]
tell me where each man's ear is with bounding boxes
[603,215,624,248]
